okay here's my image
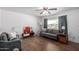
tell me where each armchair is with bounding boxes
[22,26,34,38]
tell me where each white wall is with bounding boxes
[1,8,79,43]
[0,9,41,35]
[42,9,79,43]
[0,10,1,28]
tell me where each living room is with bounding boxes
[0,7,79,51]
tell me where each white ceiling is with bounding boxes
[0,7,79,17]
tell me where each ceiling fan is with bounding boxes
[35,7,57,16]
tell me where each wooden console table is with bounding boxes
[58,33,68,44]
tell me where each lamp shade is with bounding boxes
[62,26,65,30]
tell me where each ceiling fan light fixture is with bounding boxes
[34,7,57,16]
[40,10,50,16]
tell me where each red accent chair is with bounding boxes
[22,26,31,38]
[24,27,30,33]
[22,26,35,38]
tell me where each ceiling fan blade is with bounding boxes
[34,9,42,11]
[40,11,43,14]
[48,8,57,10]
[48,11,51,14]
[34,8,43,11]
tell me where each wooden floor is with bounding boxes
[21,36,79,51]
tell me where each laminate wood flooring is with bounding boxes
[21,36,79,51]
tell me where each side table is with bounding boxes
[58,33,68,44]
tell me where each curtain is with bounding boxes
[44,19,48,28]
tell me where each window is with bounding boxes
[47,18,59,30]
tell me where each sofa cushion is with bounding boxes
[0,32,9,41]
[52,30,59,34]
[46,29,59,34]
[45,33,57,37]
[46,29,53,33]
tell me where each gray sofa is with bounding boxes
[0,32,21,51]
[40,29,59,41]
